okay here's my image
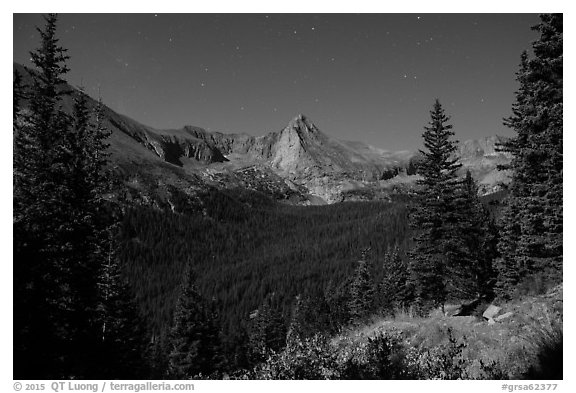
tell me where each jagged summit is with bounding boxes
[286,114,319,136]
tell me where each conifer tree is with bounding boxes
[348,249,375,322]
[13,13,75,378]
[379,243,410,314]
[449,171,497,300]
[286,292,332,347]
[94,225,150,379]
[496,14,563,297]
[247,293,287,363]
[167,267,222,378]
[14,14,122,378]
[407,99,461,312]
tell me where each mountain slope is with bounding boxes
[14,62,511,204]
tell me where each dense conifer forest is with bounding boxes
[118,189,410,370]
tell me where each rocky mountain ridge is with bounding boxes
[14,62,512,205]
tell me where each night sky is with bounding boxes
[13,13,540,151]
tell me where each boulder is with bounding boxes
[487,318,496,325]
[495,312,514,322]
[482,304,501,319]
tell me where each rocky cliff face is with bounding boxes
[136,129,228,166]
[149,114,409,203]
[457,135,513,195]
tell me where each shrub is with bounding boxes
[405,327,469,379]
[248,334,339,380]
[338,331,411,379]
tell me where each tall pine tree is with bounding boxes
[13,14,132,378]
[14,13,75,378]
[407,99,461,312]
[496,14,563,297]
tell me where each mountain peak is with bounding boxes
[286,113,319,135]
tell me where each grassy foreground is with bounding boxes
[238,285,562,380]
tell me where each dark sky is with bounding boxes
[13,13,540,151]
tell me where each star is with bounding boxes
[293,30,297,34]
[169,38,173,42]
[417,16,421,20]
[311,27,316,31]
[200,82,205,87]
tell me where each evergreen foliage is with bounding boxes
[407,99,461,311]
[13,69,25,122]
[247,293,288,363]
[286,292,334,345]
[95,225,150,379]
[408,101,497,311]
[496,14,563,297]
[13,13,78,378]
[348,249,376,322]
[167,268,222,379]
[456,171,498,299]
[13,14,145,379]
[118,196,409,360]
[378,243,411,314]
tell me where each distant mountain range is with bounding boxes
[14,63,512,205]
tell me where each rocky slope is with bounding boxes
[457,136,513,194]
[14,62,512,204]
